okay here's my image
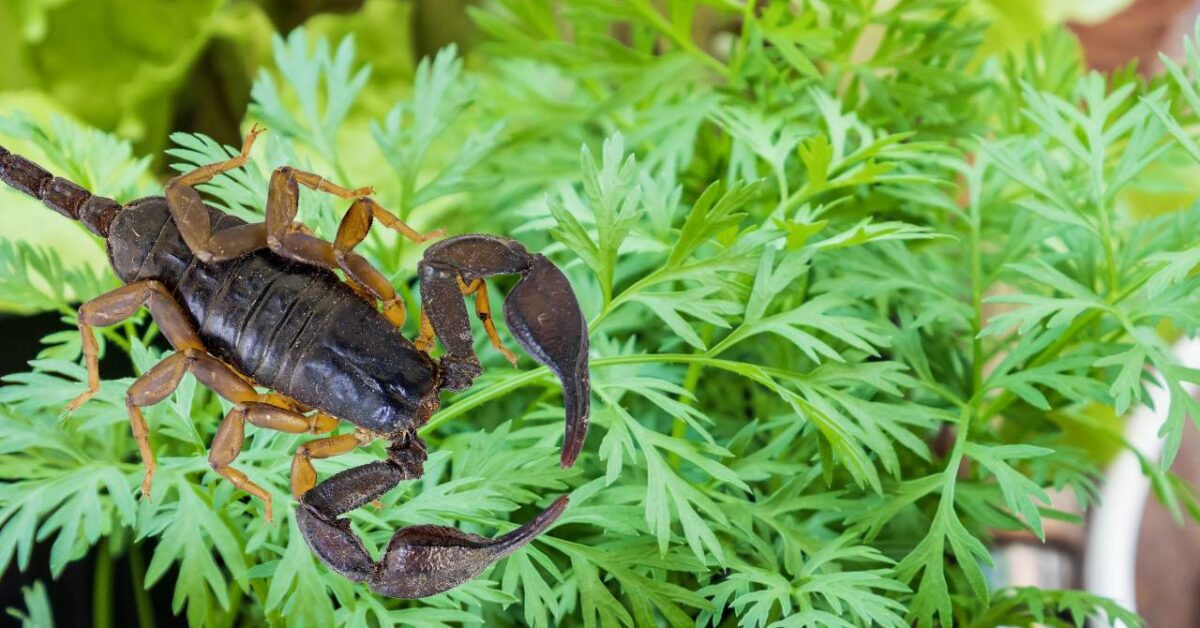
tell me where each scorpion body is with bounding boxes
[0,128,590,598]
[108,198,440,433]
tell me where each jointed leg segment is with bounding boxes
[163,125,444,328]
[68,280,203,412]
[290,430,372,499]
[262,168,443,327]
[164,125,268,263]
[68,279,337,520]
[126,347,271,504]
[210,402,338,520]
[456,277,518,366]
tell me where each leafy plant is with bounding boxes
[3,1,1200,626]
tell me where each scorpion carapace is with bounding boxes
[0,127,591,598]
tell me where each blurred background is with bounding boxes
[2,0,1193,292]
[2,0,1200,625]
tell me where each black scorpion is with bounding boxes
[0,126,590,598]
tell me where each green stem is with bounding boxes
[129,543,156,628]
[1097,196,1121,294]
[628,1,730,78]
[924,380,968,409]
[949,406,971,467]
[93,539,113,628]
[420,368,553,432]
[669,327,714,469]
[969,200,984,397]
[422,353,803,433]
[587,271,661,330]
[727,0,757,80]
[977,265,1156,422]
[942,406,972,491]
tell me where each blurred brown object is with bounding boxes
[1076,4,1200,627]
[1135,426,1200,628]
[414,0,478,58]
[1071,0,1200,72]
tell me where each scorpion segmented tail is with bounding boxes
[0,144,121,237]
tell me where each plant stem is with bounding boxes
[969,191,984,397]
[1097,195,1121,294]
[628,0,730,78]
[93,539,113,628]
[670,327,713,469]
[421,368,553,432]
[977,265,1156,422]
[423,353,813,432]
[129,544,156,628]
[948,405,972,471]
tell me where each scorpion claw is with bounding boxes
[421,236,591,467]
[296,505,375,582]
[297,440,570,598]
[369,495,569,598]
[504,255,590,468]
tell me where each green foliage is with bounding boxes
[5,580,54,628]
[0,0,224,147]
[4,1,1200,626]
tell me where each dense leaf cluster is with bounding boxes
[3,1,1200,626]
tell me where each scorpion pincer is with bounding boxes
[0,127,590,598]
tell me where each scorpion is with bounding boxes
[0,126,590,598]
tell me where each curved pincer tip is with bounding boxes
[370,495,570,598]
[559,369,589,468]
[504,254,591,468]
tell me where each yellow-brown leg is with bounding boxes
[164,125,269,263]
[125,348,266,498]
[67,278,339,515]
[456,277,518,366]
[264,166,443,248]
[209,407,274,519]
[67,280,207,497]
[263,172,405,325]
[209,401,338,521]
[290,430,373,498]
[258,166,442,327]
[359,195,445,244]
[332,198,410,326]
[414,306,436,354]
[258,391,312,414]
[67,280,204,412]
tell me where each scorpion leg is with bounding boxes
[209,401,338,521]
[290,430,374,499]
[457,277,518,366]
[264,167,443,246]
[69,279,279,506]
[418,235,591,467]
[68,281,316,511]
[67,281,202,412]
[164,125,270,263]
[67,280,207,496]
[332,198,409,327]
[262,169,440,327]
[127,349,277,504]
[296,435,568,598]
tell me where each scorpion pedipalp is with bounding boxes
[503,253,591,467]
[418,234,591,467]
[296,437,569,598]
